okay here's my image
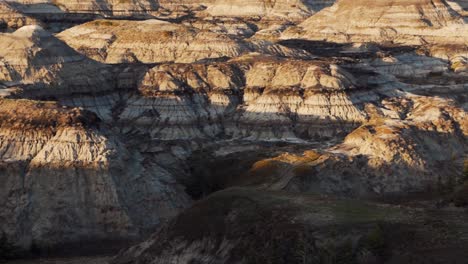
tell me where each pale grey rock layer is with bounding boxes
[0,99,190,250]
[4,0,336,20]
[282,0,468,45]
[275,97,467,196]
[0,0,467,255]
[57,19,309,64]
[118,56,380,141]
[111,187,468,264]
[199,0,335,19]
[0,25,114,96]
[5,0,159,17]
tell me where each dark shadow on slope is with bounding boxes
[112,187,468,264]
[278,39,420,59]
[186,141,330,199]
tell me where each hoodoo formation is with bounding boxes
[0,0,467,263]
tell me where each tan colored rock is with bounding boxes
[117,56,399,140]
[54,0,159,17]
[182,17,256,37]
[158,0,335,19]
[0,2,41,32]
[57,19,308,64]
[6,0,159,17]
[244,96,468,196]
[0,99,190,250]
[0,25,114,97]
[282,0,468,45]
[201,0,335,19]
[448,0,468,17]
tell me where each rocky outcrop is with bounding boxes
[57,19,308,64]
[157,0,335,19]
[448,0,468,17]
[53,0,159,17]
[182,17,257,37]
[235,96,467,197]
[0,25,114,97]
[0,2,41,32]
[282,0,468,45]
[0,99,190,251]
[1,1,467,261]
[117,55,397,141]
[5,0,159,17]
[200,0,335,19]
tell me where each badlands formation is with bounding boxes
[0,0,467,263]
[283,0,468,44]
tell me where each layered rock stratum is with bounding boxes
[282,0,468,45]
[112,188,468,264]
[57,19,309,64]
[0,2,41,32]
[0,25,113,96]
[0,0,467,263]
[0,99,190,251]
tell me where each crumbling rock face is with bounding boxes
[5,0,159,18]
[57,19,309,64]
[0,2,41,32]
[0,0,467,260]
[282,0,468,45]
[117,56,393,140]
[238,96,467,197]
[0,99,190,251]
[157,0,335,19]
[0,25,114,97]
[182,17,257,37]
[199,0,335,19]
[448,0,468,17]
[53,0,159,17]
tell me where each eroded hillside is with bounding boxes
[0,0,467,263]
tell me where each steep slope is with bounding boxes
[448,0,468,16]
[118,55,393,140]
[112,188,468,264]
[201,0,335,19]
[234,96,467,196]
[0,2,41,32]
[0,99,190,252]
[0,25,113,97]
[6,0,159,17]
[0,1,467,261]
[53,0,159,17]
[282,0,468,45]
[57,19,308,64]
